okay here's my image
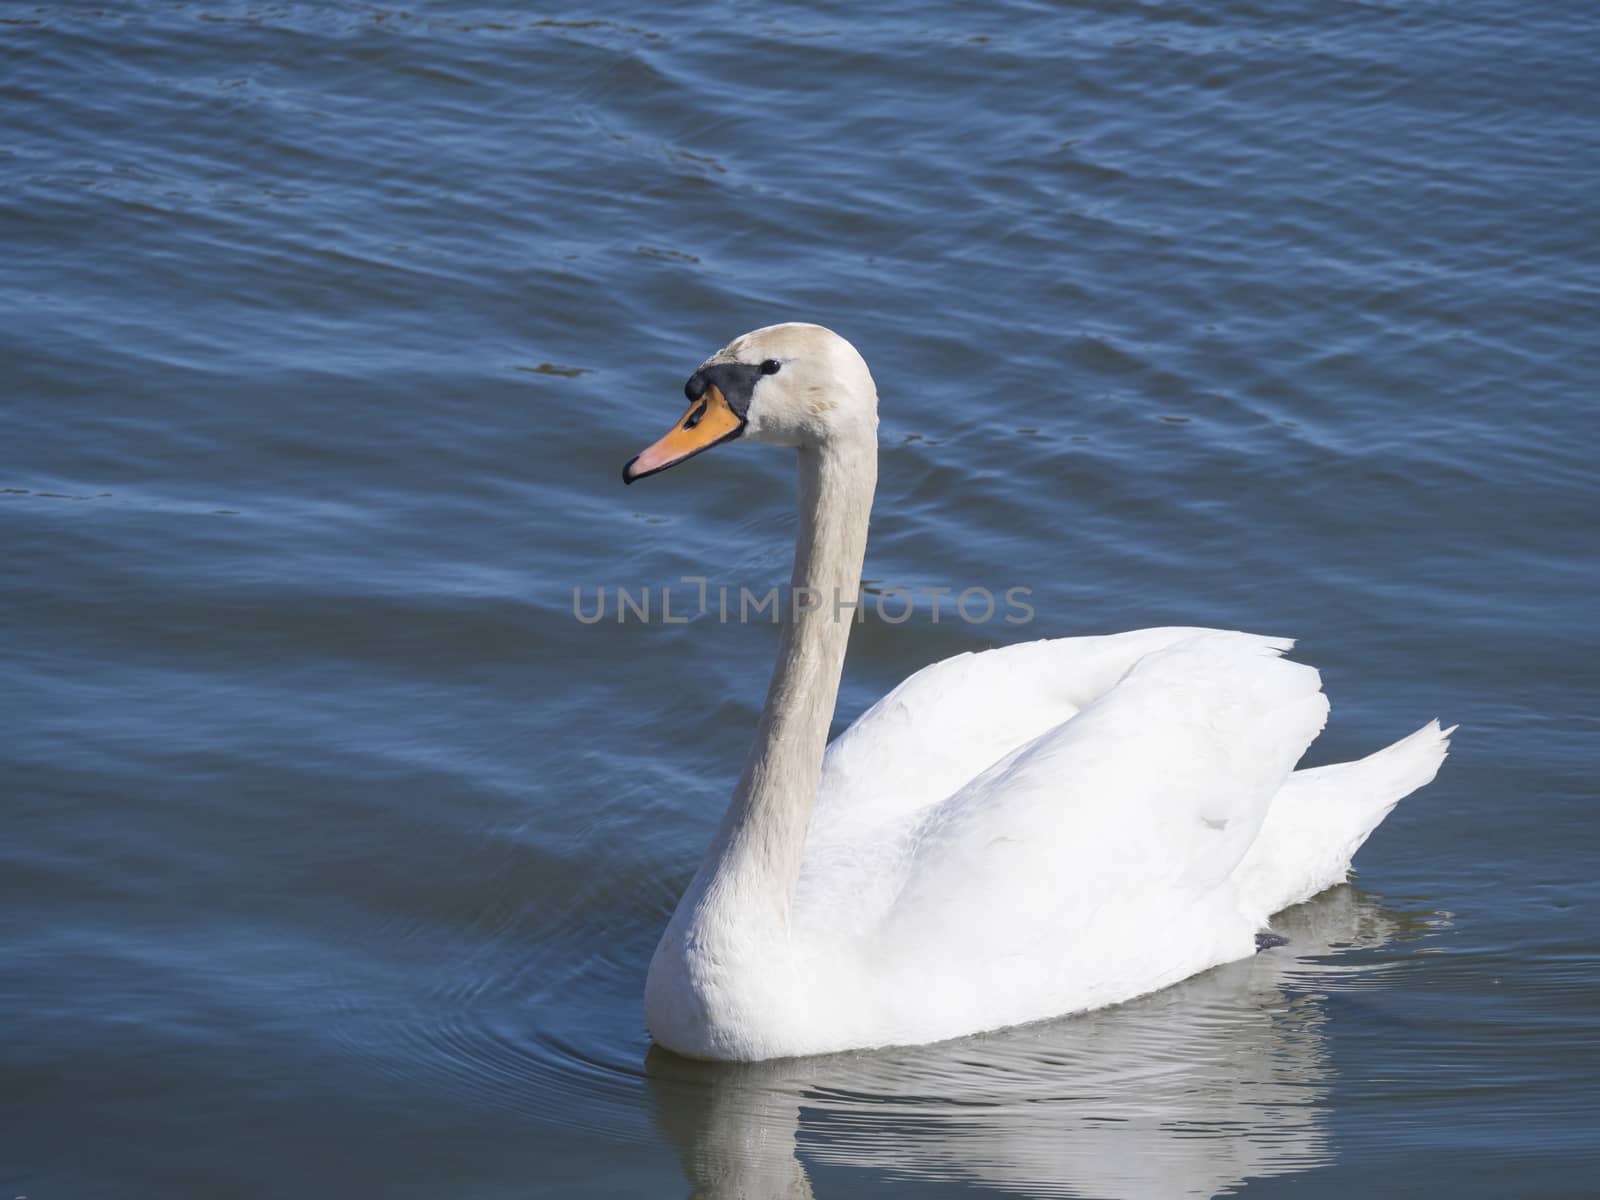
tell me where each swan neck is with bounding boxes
[710,434,877,922]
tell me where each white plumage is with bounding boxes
[798,630,1448,1052]
[628,323,1452,1061]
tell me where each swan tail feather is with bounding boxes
[1238,719,1454,919]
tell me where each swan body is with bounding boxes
[624,323,1452,1062]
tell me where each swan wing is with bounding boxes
[880,631,1328,965]
[813,626,1290,845]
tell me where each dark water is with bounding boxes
[4,1,1597,1196]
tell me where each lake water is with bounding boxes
[4,1,1597,1196]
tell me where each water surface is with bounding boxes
[3,1,1597,1196]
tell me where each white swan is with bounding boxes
[623,322,1452,1062]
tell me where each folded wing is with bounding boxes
[813,626,1289,846]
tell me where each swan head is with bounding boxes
[623,323,877,483]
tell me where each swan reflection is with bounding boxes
[647,886,1425,1199]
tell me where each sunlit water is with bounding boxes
[4,1,1597,1197]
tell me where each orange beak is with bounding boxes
[622,384,745,484]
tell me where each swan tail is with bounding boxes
[1238,719,1455,918]
[1355,718,1456,808]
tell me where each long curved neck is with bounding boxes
[701,432,877,928]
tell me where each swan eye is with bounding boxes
[759,359,782,376]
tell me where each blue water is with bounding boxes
[4,2,1597,1196]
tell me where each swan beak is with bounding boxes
[622,384,745,484]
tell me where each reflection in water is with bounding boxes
[647,887,1423,1199]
